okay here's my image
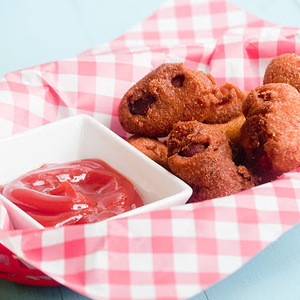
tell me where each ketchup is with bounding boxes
[1,159,144,227]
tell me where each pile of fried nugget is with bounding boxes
[118,53,300,202]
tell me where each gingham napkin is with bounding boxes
[0,0,300,299]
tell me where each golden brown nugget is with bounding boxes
[118,63,245,137]
[119,63,217,137]
[240,83,300,182]
[263,53,300,92]
[204,82,246,124]
[127,135,168,169]
[167,121,254,202]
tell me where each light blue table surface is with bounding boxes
[0,0,300,299]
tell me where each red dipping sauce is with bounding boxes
[1,159,144,227]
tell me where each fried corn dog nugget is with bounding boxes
[119,63,217,137]
[263,53,300,92]
[127,135,168,169]
[167,121,254,202]
[240,83,300,182]
[204,82,246,124]
[118,63,245,137]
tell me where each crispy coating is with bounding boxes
[240,83,300,182]
[167,121,255,202]
[119,63,217,137]
[263,53,300,92]
[213,114,245,147]
[127,135,169,169]
[118,63,245,137]
[212,114,247,166]
[204,82,246,124]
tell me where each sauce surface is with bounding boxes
[1,159,144,227]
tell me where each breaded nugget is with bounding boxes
[167,121,255,202]
[240,83,300,182]
[204,82,246,124]
[119,63,217,137]
[263,53,300,92]
[118,63,245,137]
[127,135,168,169]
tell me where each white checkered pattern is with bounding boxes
[0,0,299,299]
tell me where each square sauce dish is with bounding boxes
[0,115,193,229]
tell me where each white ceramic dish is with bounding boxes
[0,115,192,229]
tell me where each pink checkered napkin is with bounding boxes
[0,0,300,298]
